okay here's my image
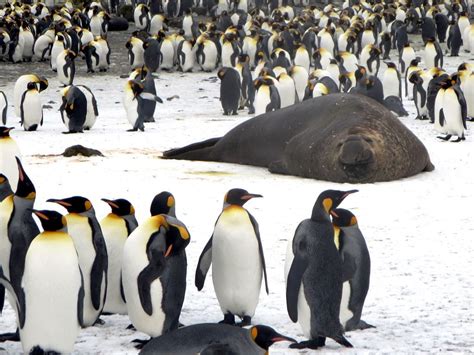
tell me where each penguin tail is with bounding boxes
[162,137,221,161]
[333,335,353,348]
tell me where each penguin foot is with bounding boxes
[466,117,474,121]
[126,324,136,330]
[132,338,150,349]
[237,316,251,327]
[358,320,376,330]
[0,329,20,342]
[450,136,465,143]
[144,117,155,123]
[93,318,105,326]
[127,128,138,132]
[219,313,235,325]
[289,337,326,350]
[437,134,452,141]
[333,335,353,348]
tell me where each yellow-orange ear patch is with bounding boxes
[323,198,332,213]
[350,216,357,225]
[130,206,135,215]
[85,200,92,210]
[251,327,258,340]
[167,196,175,208]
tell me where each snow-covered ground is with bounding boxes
[1,34,474,353]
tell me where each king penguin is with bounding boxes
[0,91,7,125]
[382,62,401,99]
[218,67,241,115]
[13,74,48,118]
[122,214,190,345]
[332,208,373,332]
[48,196,108,327]
[57,49,76,86]
[59,85,87,133]
[436,77,467,142]
[195,188,269,327]
[20,82,43,131]
[0,209,83,354]
[100,198,138,315]
[286,189,357,350]
[0,127,21,190]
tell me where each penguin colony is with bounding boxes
[0,127,374,352]
[0,0,473,138]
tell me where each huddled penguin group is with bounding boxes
[0,130,375,352]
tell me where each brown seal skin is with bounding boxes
[163,93,434,183]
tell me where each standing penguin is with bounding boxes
[359,44,380,76]
[447,22,462,57]
[196,36,219,72]
[0,128,21,191]
[13,75,48,118]
[76,85,99,130]
[277,72,296,108]
[0,209,83,354]
[254,77,281,115]
[423,38,443,69]
[47,196,108,327]
[123,80,163,132]
[122,214,190,342]
[100,198,138,315]
[405,58,421,100]
[126,36,145,70]
[436,78,467,142]
[195,188,268,326]
[286,189,357,350]
[399,43,416,75]
[382,62,401,99]
[0,91,7,125]
[332,208,373,331]
[176,39,195,72]
[57,49,76,86]
[20,82,43,132]
[218,67,241,115]
[59,85,87,134]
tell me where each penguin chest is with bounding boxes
[434,90,445,132]
[0,195,14,277]
[101,216,128,314]
[124,91,139,124]
[278,78,296,108]
[383,70,399,98]
[22,92,42,128]
[159,41,175,69]
[21,234,81,353]
[255,86,272,115]
[339,281,353,328]
[442,89,464,136]
[424,45,436,68]
[212,209,262,316]
[221,43,236,67]
[202,43,217,70]
[294,50,310,72]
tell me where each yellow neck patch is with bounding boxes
[333,226,340,250]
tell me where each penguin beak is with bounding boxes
[4,127,14,134]
[241,193,263,200]
[101,198,119,209]
[164,244,173,257]
[31,209,49,220]
[47,198,72,207]
[342,189,358,200]
[16,157,25,182]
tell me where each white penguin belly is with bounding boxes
[181,44,195,72]
[101,216,127,314]
[66,214,101,326]
[434,91,446,134]
[160,41,175,70]
[122,234,165,337]
[443,90,464,136]
[294,52,310,73]
[465,76,474,117]
[212,213,262,317]
[33,36,51,60]
[423,46,436,69]
[57,55,70,86]
[22,93,42,130]
[254,87,271,115]
[0,138,21,189]
[130,46,144,69]
[201,44,217,71]
[21,235,80,353]
[339,281,353,328]
[383,71,400,98]
[0,196,14,278]
[50,44,63,71]
[124,91,139,126]
[278,79,296,108]
[221,44,235,68]
[297,284,311,339]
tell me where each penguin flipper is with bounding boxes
[195,236,212,291]
[0,266,23,325]
[439,108,445,127]
[286,253,308,323]
[20,90,27,126]
[332,335,353,348]
[341,252,357,282]
[138,231,167,315]
[0,285,4,313]
[248,213,269,294]
[77,267,85,327]
[90,218,108,311]
[120,273,126,303]
[139,92,163,103]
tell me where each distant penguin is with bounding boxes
[122,214,190,341]
[126,36,145,70]
[423,38,443,69]
[337,52,358,73]
[405,58,421,100]
[427,69,449,123]
[421,17,437,44]
[140,324,296,354]
[59,85,87,133]
[399,43,416,74]
[332,208,373,331]
[196,37,219,72]
[150,14,167,35]
[57,49,76,86]
[0,209,83,354]
[177,39,195,72]
[221,34,240,68]
[254,76,281,115]
[359,44,380,76]
[436,78,467,142]
[76,85,99,130]
[312,47,333,70]
[123,80,163,132]
[234,54,255,114]
[285,189,357,350]
[20,82,43,131]
[33,28,54,61]
[13,74,48,118]
[379,32,391,60]
[293,44,310,74]
[218,67,241,115]
[100,198,138,315]
[0,128,21,191]
[382,62,401,99]
[195,188,268,326]
[447,22,462,57]
[0,92,6,125]
[47,196,108,327]
[290,65,309,103]
[50,33,68,72]
[134,4,151,31]
[462,70,474,120]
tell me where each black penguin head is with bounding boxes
[37,76,48,92]
[311,189,358,221]
[150,191,175,217]
[249,325,296,350]
[223,188,262,207]
[15,157,36,200]
[384,61,396,69]
[0,126,14,138]
[47,196,93,213]
[163,216,190,257]
[410,58,420,66]
[102,198,135,216]
[31,210,67,232]
[355,65,367,81]
[331,208,358,226]
[27,81,37,91]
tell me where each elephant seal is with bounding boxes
[163,94,434,183]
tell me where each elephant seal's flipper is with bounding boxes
[163,137,221,160]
